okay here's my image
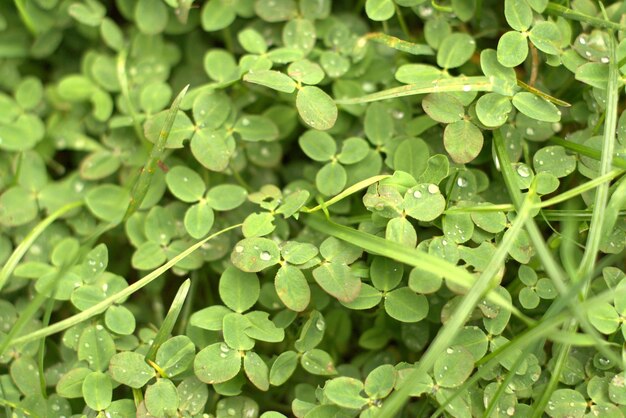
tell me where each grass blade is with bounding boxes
[0,200,83,292]
[123,84,189,221]
[6,223,242,349]
[145,279,191,365]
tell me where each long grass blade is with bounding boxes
[7,224,242,349]
[123,84,189,221]
[0,200,83,292]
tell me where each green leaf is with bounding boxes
[244,70,297,93]
[280,241,318,264]
[82,371,112,411]
[255,0,298,22]
[238,28,268,54]
[437,33,476,69]
[201,0,236,31]
[384,287,429,323]
[301,349,336,376]
[283,19,317,54]
[340,283,382,310]
[313,262,361,302]
[184,202,215,239]
[547,389,587,418]
[145,379,179,417]
[68,0,106,26]
[365,103,394,145]
[476,93,513,127]
[575,62,609,89]
[244,311,285,342]
[78,324,116,371]
[370,256,403,292]
[231,237,280,273]
[296,86,337,130]
[316,162,347,196]
[480,49,517,84]
[242,212,276,238]
[364,364,396,399]
[386,217,417,247]
[533,145,576,178]
[204,49,239,83]
[156,336,195,377]
[587,303,620,334]
[365,0,395,21]
[288,60,325,85]
[299,130,336,162]
[134,0,168,35]
[443,120,484,164]
[275,264,311,312]
[104,305,136,335]
[269,351,298,386]
[244,351,270,391]
[191,129,233,172]
[0,186,38,227]
[529,21,562,55]
[338,137,370,165]
[512,92,561,123]
[56,367,91,398]
[194,342,242,384]
[190,305,231,331]
[85,184,130,223]
[403,184,446,222]
[166,166,205,203]
[504,0,533,31]
[497,31,528,67]
[206,185,247,211]
[177,377,209,414]
[219,266,260,313]
[392,139,429,180]
[294,310,325,352]
[325,377,368,409]
[433,346,474,388]
[234,115,279,142]
[422,93,465,124]
[193,91,232,130]
[109,351,156,388]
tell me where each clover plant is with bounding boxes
[1,0,626,417]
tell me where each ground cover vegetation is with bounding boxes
[0,0,625,417]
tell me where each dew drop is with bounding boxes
[260,251,272,261]
[220,343,230,353]
[456,177,468,187]
[428,184,439,194]
[463,85,471,92]
[506,407,515,416]
[446,347,454,354]
[526,127,534,136]
[517,165,531,178]
[601,56,609,63]
[235,245,244,253]
[413,190,422,199]
[227,408,236,416]
[315,319,325,331]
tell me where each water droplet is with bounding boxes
[446,347,454,354]
[578,37,586,45]
[601,56,609,63]
[227,408,236,416]
[585,51,592,57]
[235,246,244,253]
[463,85,471,92]
[456,177,468,187]
[413,190,422,199]
[526,127,534,136]
[241,118,250,126]
[315,319,325,331]
[220,343,230,353]
[52,404,60,411]
[517,165,531,178]
[506,407,515,416]
[260,251,271,261]
[219,353,227,358]
[428,184,439,194]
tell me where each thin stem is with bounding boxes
[8,224,242,348]
[0,201,84,292]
